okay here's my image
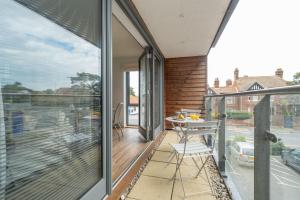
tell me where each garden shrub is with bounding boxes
[271,138,286,155]
[227,111,252,120]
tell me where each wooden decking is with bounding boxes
[112,127,149,182]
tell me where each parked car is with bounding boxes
[230,142,254,166]
[281,148,300,173]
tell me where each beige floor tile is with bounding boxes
[128,131,215,200]
[178,164,203,178]
[172,180,215,200]
[155,133,180,152]
[142,161,176,179]
[178,156,207,167]
[152,151,211,168]
[156,141,172,152]
[164,132,180,142]
[151,150,176,164]
[128,175,173,200]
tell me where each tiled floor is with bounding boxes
[127,131,216,200]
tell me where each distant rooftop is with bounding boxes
[209,68,287,94]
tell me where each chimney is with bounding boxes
[275,68,283,79]
[234,68,239,81]
[226,79,232,86]
[214,78,219,88]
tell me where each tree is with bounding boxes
[70,72,101,95]
[2,82,30,93]
[2,82,32,103]
[287,72,300,85]
[130,87,136,96]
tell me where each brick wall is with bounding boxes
[164,56,207,128]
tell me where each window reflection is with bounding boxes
[0,0,102,199]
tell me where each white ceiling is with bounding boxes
[132,0,231,58]
[112,0,148,48]
[112,16,143,59]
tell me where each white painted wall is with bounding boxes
[112,57,139,125]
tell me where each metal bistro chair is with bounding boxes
[113,102,124,140]
[177,109,203,140]
[170,120,220,199]
[165,110,204,167]
[180,108,202,115]
[170,109,202,141]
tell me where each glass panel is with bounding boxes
[153,57,161,131]
[225,95,259,200]
[139,55,147,130]
[15,0,100,47]
[0,0,102,199]
[270,94,300,200]
[210,97,222,161]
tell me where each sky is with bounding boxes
[0,0,100,91]
[208,0,300,87]
[130,71,139,96]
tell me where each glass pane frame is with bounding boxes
[0,0,110,199]
[138,49,150,140]
[152,53,163,138]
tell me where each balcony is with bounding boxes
[126,131,228,200]
[125,85,300,200]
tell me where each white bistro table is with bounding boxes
[165,116,205,125]
[165,116,206,144]
[166,115,205,133]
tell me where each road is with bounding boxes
[224,125,300,200]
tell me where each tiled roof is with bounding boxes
[209,75,287,94]
[235,76,287,91]
[210,86,237,94]
[130,95,139,105]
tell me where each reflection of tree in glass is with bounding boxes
[70,72,101,95]
[2,82,31,93]
[2,82,32,103]
[70,72,101,121]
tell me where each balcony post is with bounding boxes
[254,95,270,200]
[206,97,212,121]
[218,97,226,172]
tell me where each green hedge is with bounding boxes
[226,111,252,120]
[271,139,286,155]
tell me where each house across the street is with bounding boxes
[209,68,300,128]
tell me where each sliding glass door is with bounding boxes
[138,49,163,140]
[0,0,108,199]
[152,55,162,137]
[139,49,151,140]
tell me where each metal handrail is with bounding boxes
[1,93,100,97]
[205,85,300,97]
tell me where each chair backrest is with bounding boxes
[181,108,202,115]
[186,120,219,130]
[113,102,123,124]
[185,120,221,148]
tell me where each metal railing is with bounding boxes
[205,85,300,200]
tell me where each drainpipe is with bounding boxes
[0,85,6,199]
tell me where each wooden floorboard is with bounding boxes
[112,127,149,182]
